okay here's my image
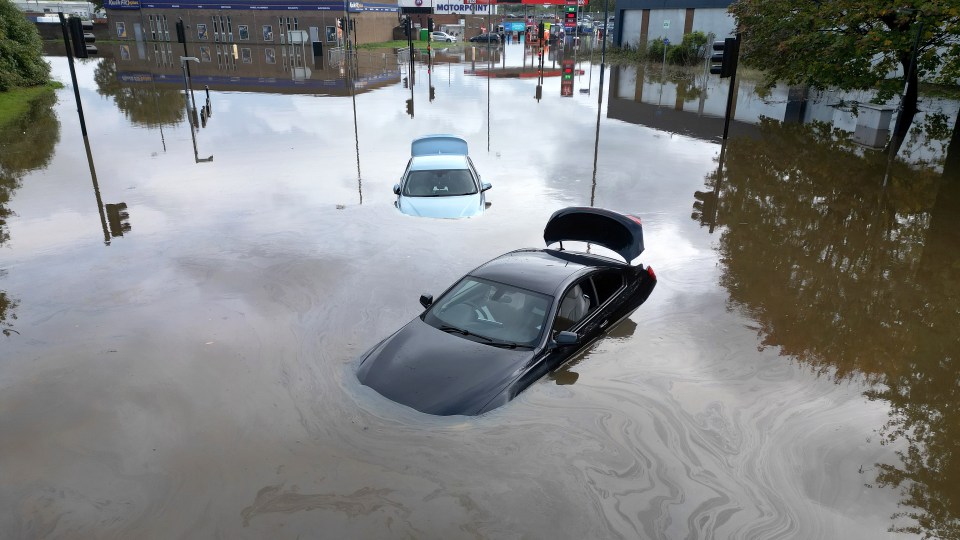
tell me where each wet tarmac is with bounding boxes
[1,43,958,538]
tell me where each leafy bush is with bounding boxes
[646,37,666,62]
[0,0,50,91]
[647,31,710,66]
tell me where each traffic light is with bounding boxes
[405,98,414,118]
[429,86,435,101]
[427,17,435,33]
[403,76,408,88]
[67,16,96,58]
[561,58,574,97]
[105,203,131,237]
[537,22,545,41]
[403,17,410,37]
[710,37,740,78]
[176,19,186,44]
[692,190,717,224]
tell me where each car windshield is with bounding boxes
[424,277,551,348]
[403,169,477,197]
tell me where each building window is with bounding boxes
[265,47,276,64]
[197,23,208,40]
[116,22,127,39]
[238,24,249,40]
[240,47,252,63]
[325,26,336,42]
[262,25,273,41]
[200,46,211,62]
[148,15,156,40]
[119,44,130,60]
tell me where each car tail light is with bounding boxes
[647,266,656,280]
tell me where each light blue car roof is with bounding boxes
[409,154,470,171]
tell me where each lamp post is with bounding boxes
[597,0,610,105]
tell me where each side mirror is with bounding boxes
[419,294,433,308]
[393,184,401,195]
[481,182,492,192]
[554,331,579,346]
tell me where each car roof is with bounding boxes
[410,154,469,171]
[470,249,625,296]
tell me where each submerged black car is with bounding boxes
[356,207,657,416]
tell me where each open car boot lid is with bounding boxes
[411,135,469,157]
[543,206,645,264]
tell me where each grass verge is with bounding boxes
[0,82,63,129]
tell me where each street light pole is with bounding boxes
[597,0,610,105]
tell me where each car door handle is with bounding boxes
[600,319,609,329]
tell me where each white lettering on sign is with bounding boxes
[434,3,489,13]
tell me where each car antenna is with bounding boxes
[559,241,564,251]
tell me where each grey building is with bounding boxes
[611,0,735,48]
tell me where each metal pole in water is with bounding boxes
[58,12,87,137]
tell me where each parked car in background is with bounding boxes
[393,135,491,219]
[469,33,501,44]
[432,31,457,42]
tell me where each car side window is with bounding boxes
[590,269,624,305]
[552,280,597,333]
[401,159,412,184]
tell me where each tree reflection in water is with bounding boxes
[0,89,61,336]
[94,58,185,127]
[699,118,960,538]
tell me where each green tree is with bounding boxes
[0,88,59,336]
[729,0,960,156]
[697,119,960,537]
[94,58,185,127]
[0,0,50,91]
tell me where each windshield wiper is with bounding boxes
[486,341,520,349]
[438,325,492,341]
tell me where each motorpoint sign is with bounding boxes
[434,3,492,13]
[397,0,494,10]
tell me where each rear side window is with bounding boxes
[590,269,624,304]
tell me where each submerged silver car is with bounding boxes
[393,135,492,219]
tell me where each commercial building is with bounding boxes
[104,0,402,62]
[611,0,735,48]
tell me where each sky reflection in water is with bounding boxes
[0,46,957,538]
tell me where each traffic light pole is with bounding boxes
[177,19,199,126]
[720,33,741,141]
[58,12,88,137]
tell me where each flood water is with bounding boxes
[1,41,959,539]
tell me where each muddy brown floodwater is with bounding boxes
[1,45,958,539]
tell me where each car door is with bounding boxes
[510,269,628,396]
[577,268,628,339]
[557,270,624,339]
